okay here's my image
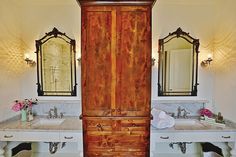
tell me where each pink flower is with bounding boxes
[11,99,37,112]
[199,108,213,118]
[11,102,22,112]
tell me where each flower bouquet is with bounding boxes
[199,108,213,118]
[11,99,37,121]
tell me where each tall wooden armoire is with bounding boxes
[78,0,155,156]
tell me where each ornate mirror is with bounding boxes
[36,28,77,96]
[158,28,199,96]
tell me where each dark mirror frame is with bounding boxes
[35,28,77,96]
[158,27,200,96]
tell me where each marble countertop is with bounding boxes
[1,116,236,134]
[0,116,82,132]
[151,118,236,133]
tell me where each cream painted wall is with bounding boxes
[152,0,216,110]
[212,0,236,122]
[1,0,235,122]
[0,0,26,121]
[18,0,81,101]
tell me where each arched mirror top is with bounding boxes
[158,27,200,96]
[36,28,77,96]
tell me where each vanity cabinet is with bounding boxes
[79,0,155,156]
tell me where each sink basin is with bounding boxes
[33,118,65,127]
[174,119,206,130]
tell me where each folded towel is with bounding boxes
[151,108,175,129]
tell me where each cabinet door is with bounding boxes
[116,6,151,117]
[82,6,117,116]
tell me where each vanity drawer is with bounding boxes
[60,132,82,142]
[0,131,60,142]
[154,132,235,143]
[155,133,174,142]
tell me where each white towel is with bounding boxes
[151,108,175,129]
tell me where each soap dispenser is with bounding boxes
[216,112,224,123]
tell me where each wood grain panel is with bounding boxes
[85,131,114,152]
[82,8,115,116]
[81,4,153,157]
[87,151,147,157]
[116,6,151,117]
[117,119,150,131]
[84,119,115,131]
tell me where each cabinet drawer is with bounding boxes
[118,119,150,131]
[0,131,59,142]
[114,133,149,152]
[87,151,147,157]
[60,132,82,142]
[85,131,114,152]
[84,119,114,131]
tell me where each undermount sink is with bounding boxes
[174,119,206,130]
[33,118,65,127]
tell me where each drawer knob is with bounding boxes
[160,136,169,139]
[222,136,231,139]
[97,124,104,131]
[4,135,13,138]
[64,136,73,139]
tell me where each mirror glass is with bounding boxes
[158,28,199,96]
[36,28,77,96]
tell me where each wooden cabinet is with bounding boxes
[78,1,155,156]
[116,6,151,117]
[83,117,150,155]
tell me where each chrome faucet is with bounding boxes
[177,107,190,118]
[53,106,58,118]
[47,107,64,119]
[177,107,184,118]
[183,109,190,118]
[48,109,53,119]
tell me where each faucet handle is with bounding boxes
[177,107,182,118]
[183,109,190,118]
[166,112,175,117]
[47,109,53,118]
[53,107,58,118]
[59,112,65,118]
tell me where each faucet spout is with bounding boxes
[53,106,58,118]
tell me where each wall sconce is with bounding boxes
[24,54,36,66]
[152,58,156,66]
[77,57,81,65]
[201,54,213,67]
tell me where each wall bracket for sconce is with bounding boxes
[77,58,81,65]
[152,58,156,66]
[25,57,36,66]
[201,57,213,67]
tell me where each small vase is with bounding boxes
[21,110,27,122]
